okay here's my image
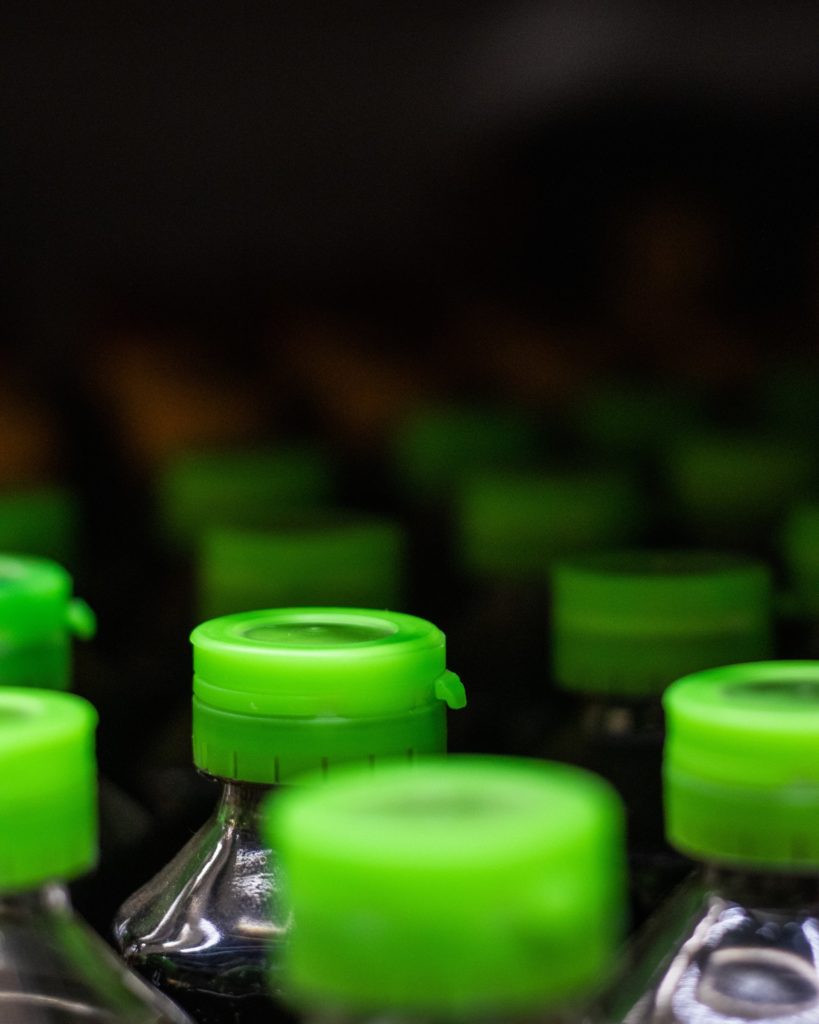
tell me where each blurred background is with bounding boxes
[3,3,819,824]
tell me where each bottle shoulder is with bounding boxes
[114,803,286,997]
[616,875,819,1024]
[0,884,191,1022]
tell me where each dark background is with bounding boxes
[0,2,818,357]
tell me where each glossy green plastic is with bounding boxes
[191,608,466,783]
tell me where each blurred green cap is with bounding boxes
[457,470,642,579]
[780,501,819,616]
[0,487,80,566]
[575,380,705,460]
[552,551,772,697]
[665,661,819,868]
[157,446,335,550]
[0,556,95,690]
[197,516,406,619]
[390,405,539,501]
[268,756,625,1016]
[665,433,816,543]
[0,688,97,889]
[191,607,466,783]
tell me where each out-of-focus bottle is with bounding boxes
[387,403,542,621]
[573,378,707,472]
[157,447,335,556]
[0,687,193,1022]
[663,432,816,552]
[448,468,644,754]
[125,446,337,811]
[114,607,466,1024]
[0,554,95,689]
[780,501,819,657]
[616,661,819,1024]
[0,554,153,933]
[197,515,406,620]
[550,551,773,918]
[0,487,80,567]
[267,756,626,1024]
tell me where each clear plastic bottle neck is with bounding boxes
[214,778,279,832]
[0,881,72,917]
[703,863,819,912]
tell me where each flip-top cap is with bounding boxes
[191,608,466,783]
[268,757,625,1016]
[665,662,819,868]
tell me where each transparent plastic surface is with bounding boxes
[115,781,293,1024]
[0,882,191,1022]
[616,867,819,1024]
[548,694,686,925]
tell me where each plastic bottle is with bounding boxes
[0,554,154,932]
[550,551,773,918]
[617,661,819,1024]
[114,606,466,1024]
[124,446,337,818]
[141,514,407,852]
[448,468,643,754]
[267,756,626,1024]
[0,686,192,1022]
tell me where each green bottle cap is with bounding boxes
[0,688,97,890]
[664,661,819,869]
[267,756,625,1016]
[552,551,772,698]
[665,434,816,543]
[390,405,539,501]
[197,516,406,620]
[0,488,80,566]
[0,556,96,690]
[457,470,642,579]
[780,502,819,616]
[157,447,335,550]
[191,608,466,784]
[575,380,705,460]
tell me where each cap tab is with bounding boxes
[434,670,466,709]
